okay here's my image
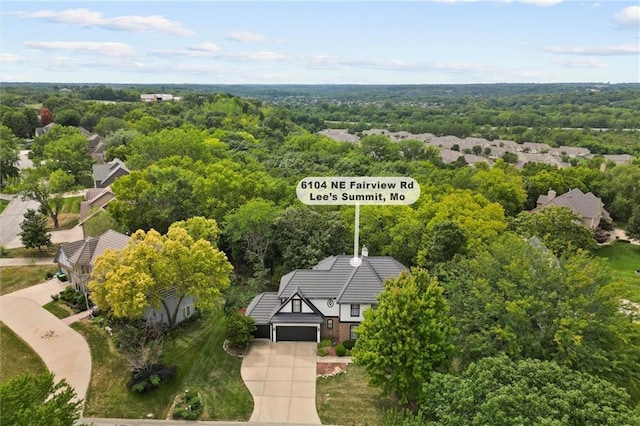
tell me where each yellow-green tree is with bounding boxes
[89,222,232,328]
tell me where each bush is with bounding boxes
[0,246,9,258]
[58,286,92,312]
[173,389,203,420]
[317,347,329,357]
[342,339,356,350]
[225,313,256,349]
[45,270,55,280]
[335,343,346,357]
[318,338,333,349]
[127,364,176,393]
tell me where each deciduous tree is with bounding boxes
[0,125,20,187]
[18,168,75,228]
[89,226,233,328]
[421,355,637,426]
[353,269,457,405]
[0,372,82,426]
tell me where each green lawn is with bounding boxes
[72,310,252,420]
[47,196,83,230]
[0,322,48,383]
[0,265,58,295]
[316,365,390,426]
[596,241,640,303]
[83,209,127,237]
[1,243,61,258]
[43,300,74,319]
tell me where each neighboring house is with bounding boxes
[92,158,129,188]
[54,229,196,326]
[54,229,130,293]
[140,93,180,102]
[245,253,407,343]
[34,122,56,137]
[533,188,611,230]
[79,187,116,237]
[602,154,635,166]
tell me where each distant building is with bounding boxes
[533,188,611,230]
[140,94,180,102]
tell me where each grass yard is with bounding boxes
[316,365,390,426]
[43,300,74,319]
[72,310,252,420]
[83,209,127,237]
[46,196,83,230]
[0,322,48,383]
[596,241,640,303]
[0,265,58,295]
[2,244,61,258]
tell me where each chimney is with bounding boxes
[547,189,556,200]
[361,246,369,257]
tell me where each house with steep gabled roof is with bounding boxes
[55,229,130,292]
[246,253,407,342]
[92,158,129,188]
[533,188,611,230]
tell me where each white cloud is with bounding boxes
[615,6,640,27]
[152,42,220,58]
[11,8,194,36]
[24,41,135,57]
[545,44,639,55]
[1,53,27,63]
[551,58,608,68]
[226,31,267,42]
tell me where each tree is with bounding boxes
[353,269,457,405]
[272,205,349,271]
[55,109,82,127]
[18,168,75,228]
[626,205,640,242]
[596,164,640,222]
[421,355,637,426]
[509,206,597,256]
[39,107,54,126]
[439,233,640,400]
[42,132,93,183]
[224,198,281,268]
[0,372,82,426]
[19,209,52,251]
[114,321,165,373]
[359,134,401,162]
[89,225,233,328]
[418,220,466,270]
[469,160,526,217]
[0,125,20,187]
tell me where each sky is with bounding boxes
[1,1,639,85]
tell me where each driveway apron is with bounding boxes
[241,340,321,424]
[0,280,91,407]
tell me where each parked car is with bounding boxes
[54,270,68,282]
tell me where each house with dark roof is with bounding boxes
[533,188,611,230]
[245,253,406,342]
[92,158,129,188]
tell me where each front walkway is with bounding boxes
[241,340,321,424]
[0,279,92,407]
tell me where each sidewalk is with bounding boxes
[0,257,55,267]
[0,279,91,407]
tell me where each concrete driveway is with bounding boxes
[241,341,321,424]
[0,279,91,406]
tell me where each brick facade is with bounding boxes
[320,317,358,343]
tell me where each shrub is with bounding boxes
[342,339,356,350]
[50,293,60,301]
[317,347,329,357]
[0,246,9,258]
[225,313,256,349]
[335,343,346,357]
[318,338,332,349]
[45,270,55,280]
[173,389,203,420]
[128,364,176,393]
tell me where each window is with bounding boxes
[350,325,358,340]
[327,319,333,329]
[350,304,360,317]
[292,299,301,313]
[181,305,192,319]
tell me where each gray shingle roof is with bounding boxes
[55,229,129,267]
[278,255,407,301]
[245,292,280,325]
[92,158,129,187]
[534,188,610,221]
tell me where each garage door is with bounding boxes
[275,326,316,342]
[253,324,271,339]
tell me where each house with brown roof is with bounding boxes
[245,252,406,343]
[55,229,196,326]
[533,188,611,230]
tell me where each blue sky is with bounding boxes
[1,1,638,84]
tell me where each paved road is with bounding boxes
[0,257,56,267]
[241,341,321,424]
[0,197,39,247]
[0,279,91,407]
